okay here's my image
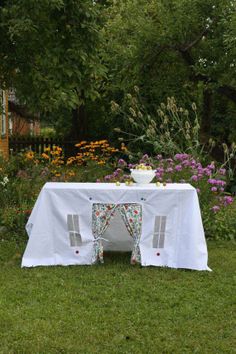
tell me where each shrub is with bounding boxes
[102,153,235,240]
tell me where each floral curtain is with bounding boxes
[92,203,117,263]
[92,203,142,264]
[119,204,142,264]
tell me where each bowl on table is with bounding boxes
[130,167,156,184]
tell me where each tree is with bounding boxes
[0,0,105,139]
[102,0,236,142]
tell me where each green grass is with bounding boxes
[0,240,235,354]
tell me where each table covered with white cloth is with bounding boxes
[22,182,211,271]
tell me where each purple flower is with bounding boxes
[191,175,198,182]
[197,167,204,174]
[182,159,191,167]
[166,167,173,173]
[211,187,217,192]
[196,188,201,193]
[141,154,149,160]
[104,175,112,181]
[207,163,215,171]
[204,168,212,176]
[175,165,182,171]
[219,168,226,175]
[118,159,127,167]
[156,154,162,160]
[208,178,216,184]
[222,196,234,206]
[174,153,189,161]
[211,205,220,213]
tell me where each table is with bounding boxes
[22,182,211,271]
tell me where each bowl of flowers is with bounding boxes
[130,164,156,184]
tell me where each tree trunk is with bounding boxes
[70,104,87,141]
[200,88,213,142]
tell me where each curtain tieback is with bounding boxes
[93,237,110,242]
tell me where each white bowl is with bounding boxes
[130,169,156,184]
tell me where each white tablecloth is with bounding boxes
[22,182,211,270]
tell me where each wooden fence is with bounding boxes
[9,136,78,157]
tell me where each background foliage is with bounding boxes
[0,0,236,143]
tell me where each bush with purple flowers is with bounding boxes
[102,152,236,240]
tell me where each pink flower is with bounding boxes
[211,187,217,192]
[219,168,226,175]
[175,165,182,171]
[118,159,127,167]
[191,175,198,182]
[211,205,220,213]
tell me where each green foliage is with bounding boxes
[203,203,236,241]
[102,0,236,142]
[0,0,105,112]
[112,90,202,156]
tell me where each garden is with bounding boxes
[0,1,236,353]
[0,133,235,352]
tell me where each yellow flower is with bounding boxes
[25,151,34,160]
[42,153,50,159]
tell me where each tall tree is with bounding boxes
[0,0,105,139]
[102,0,236,141]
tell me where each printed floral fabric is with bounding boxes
[92,204,117,263]
[92,203,142,264]
[119,204,142,264]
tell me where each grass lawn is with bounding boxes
[0,239,235,354]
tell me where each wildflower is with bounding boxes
[219,168,226,175]
[211,205,220,213]
[211,187,217,192]
[118,159,127,167]
[221,196,234,206]
[175,165,182,171]
[25,151,34,160]
[191,175,198,182]
[42,153,50,160]
[0,176,9,186]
